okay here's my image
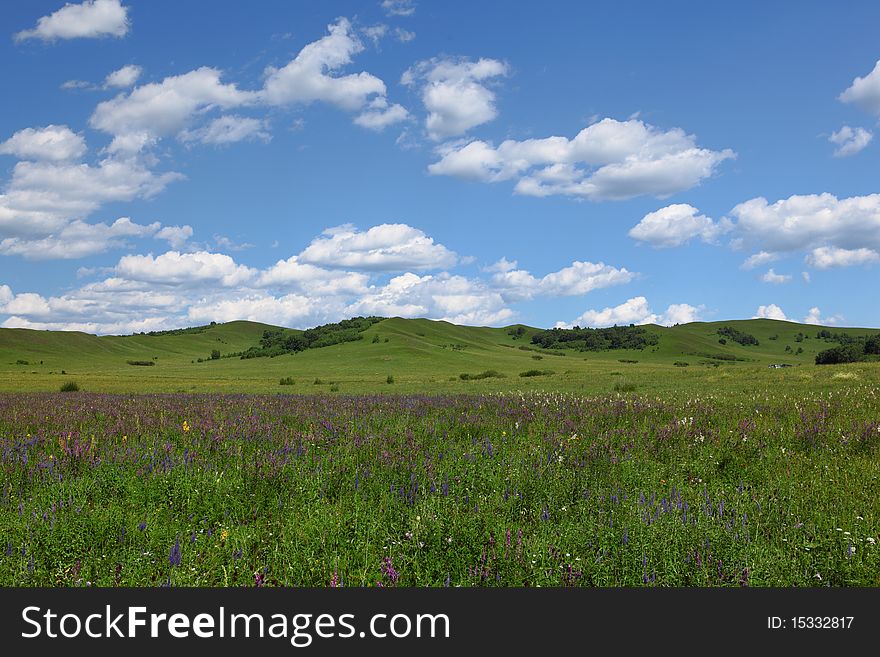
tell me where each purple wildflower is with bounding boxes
[380,556,399,585]
[169,537,181,567]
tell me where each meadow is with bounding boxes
[1,387,877,587]
[0,317,878,587]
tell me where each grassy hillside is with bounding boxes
[0,317,878,396]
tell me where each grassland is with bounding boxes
[0,318,878,587]
[1,317,878,398]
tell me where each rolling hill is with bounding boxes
[0,317,877,396]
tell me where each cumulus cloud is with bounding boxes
[753,304,788,321]
[0,125,87,161]
[104,64,142,89]
[261,18,406,131]
[803,307,843,326]
[395,28,416,42]
[90,67,256,151]
[187,293,320,326]
[489,260,635,302]
[179,115,271,145]
[14,0,130,42]
[805,246,880,269]
[428,118,734,201]
[839,59,880,116]
[760,268,792,284]
[347,272,514,326]
[0,217,159,260]
[829,125,873,157]
[0,151,182,248]
[629,203,731,247]
[154,225,193,250]
[256,256,369,296]
[0,126,180,261]
[298,223,459,271]
[557,296,702,328]
[0,217,637,333]
[403,57,507,140]
[353,98,410,131]
[730,193,880,257]
[115,251,255,286]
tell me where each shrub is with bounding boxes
[279,377,295,385]
[618,359,638,364]
[519,369,553,377]
[816,345,863,365]
[532,355,543,360]
[718,326,759,346]
[674,361,689,367]
[16,359,28,365]
[386,374,394,384]
[126,360,155,366]
[718,338,727,345]
[330,384,340,392]
[613,381,637,392]
[211,349,221,360]
[60,381,79,392]
[314,378,324,385]
[460,370,505,380]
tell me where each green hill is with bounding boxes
[0,317,878,396]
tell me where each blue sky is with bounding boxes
[1,0,879,334]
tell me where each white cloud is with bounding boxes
[0,150,180,252]
[403,57,507,140]
[662,303,703,326]
[115,251,255,286]
[381,0,416,17]
[14,0,130,42]
[730,193,880,255]
[362,24,388,46]
[104,64,142,89]
[256,256,369,296]
[802,271,811,283]
[803,307,843,326]
[0,217,158,260]
[490,260,635,302]
[353,98,410,131]
[839,59,880,116]
[179,115,271,145]
[829,125,872,157]
[298,223,458,271]
[429,118,734,200]
[753,304,788,321]
[395,28,416,42]
[741,251,780,270]
[0,155,182,243]
[0,125,86,161]
[347,272,513,326]
[557,296,702,328]
[805,246,880,269]
[760,268,792,284]
[90,67,256,150]
[187,293,319,326]
[154,225,193,249]
[629,203,731,247]
[262,17,401,128]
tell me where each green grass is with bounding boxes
[0,389,877,586]
[0,318,878,586]
[3,316,876,397]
